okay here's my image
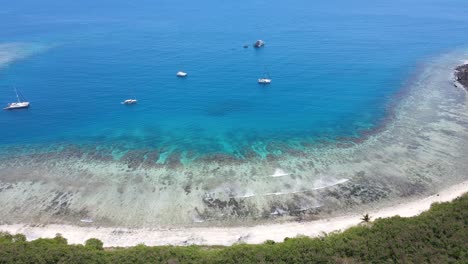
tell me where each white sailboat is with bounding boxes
[4,88,30,110]
[122,88,138,105]
[258,69,272,84]
[122,99,137,105]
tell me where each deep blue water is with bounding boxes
[1,0,468,158]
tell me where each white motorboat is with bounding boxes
[4,88,30,110]
[258,78,272,84]
[176,71,188,77]
[122,99,137,105]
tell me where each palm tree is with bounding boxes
[361,213,371,223]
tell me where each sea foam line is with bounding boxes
[235,178,349,198]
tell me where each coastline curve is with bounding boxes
[1,50,468,228]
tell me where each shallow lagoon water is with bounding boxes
[1,0,468,227]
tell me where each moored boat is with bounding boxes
[122,99,137,105]
[4,88,30,110]
[254,40,265,48]
[258,69,272,84]
[176,71,188,77]
[258,78,271,84]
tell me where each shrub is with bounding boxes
[0,194,466,263]
[85,238,104,250]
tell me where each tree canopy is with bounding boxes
[0,194,467,263]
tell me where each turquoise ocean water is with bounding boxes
[1,0,468,159]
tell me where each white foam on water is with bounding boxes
[0,182,464,247]
[270,168,289,178]
[312,178,349,190]
[238,190,256,198]
[261,178,348,197]
[191,215,205,223]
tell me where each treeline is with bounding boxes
[0,194,467,264]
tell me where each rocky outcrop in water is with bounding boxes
[455,64,468,89]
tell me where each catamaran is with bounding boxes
[4,88,30,110]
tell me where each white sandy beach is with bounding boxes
[1,181,466,247]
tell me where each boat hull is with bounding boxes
[122,99,137,105]
[3,102,30,110]
[254,40,265,48]
[258,79,271,84]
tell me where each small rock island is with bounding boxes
[455,63,468,89]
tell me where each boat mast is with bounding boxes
[264,66,270,79]
[15,88,20,103]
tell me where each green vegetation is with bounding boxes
[1,194,467,263]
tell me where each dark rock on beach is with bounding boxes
[455,64,468,89]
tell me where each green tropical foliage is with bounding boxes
[0,194,467,263]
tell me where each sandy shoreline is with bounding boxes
[1,181,466,247]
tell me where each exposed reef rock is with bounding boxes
[455,64,468,89]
